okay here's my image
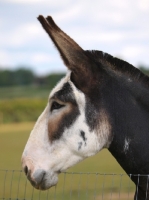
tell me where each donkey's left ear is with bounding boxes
[38,15,98,93]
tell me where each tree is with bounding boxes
[0,68,35,86]
[0,70,14,86]
[14,68,34,85]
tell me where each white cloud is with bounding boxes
[121,46,143,59]
[31,53,55,64]
[0,50,27,67]
[0,50,11,66]
[138,0,149,11]
[5,0,72,6]
[5,0,51,4]
[0,0,149,75]
[0,23,42,48]
[9,0,41,3]
[0,49,65,75]
[53,4,82,23]
[70,29,125,44]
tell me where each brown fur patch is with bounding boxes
[48,104,80,141]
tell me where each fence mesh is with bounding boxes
[0,170,136,200]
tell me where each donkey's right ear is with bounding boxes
[37,15,97,93]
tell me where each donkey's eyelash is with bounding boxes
[51,101,65,112]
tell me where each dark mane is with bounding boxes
[85,50,149,88]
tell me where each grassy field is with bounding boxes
[0,122,135,200]
[0,85,50,124]
[0,85,51,99]
[0,98,48,123]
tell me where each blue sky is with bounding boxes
[0,0,149,75]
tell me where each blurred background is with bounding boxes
[1,0,149,75]
[0,0,149,173]
[0,1,149,198]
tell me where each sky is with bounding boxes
[0,0,149,75]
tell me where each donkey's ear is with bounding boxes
[37,15,97,93]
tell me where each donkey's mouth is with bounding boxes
[25,168,58,190]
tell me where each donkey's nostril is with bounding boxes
[24,166,28,176]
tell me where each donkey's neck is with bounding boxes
[97,57,149,200]
[103,75,149,193]
[86,50,149,175]
[107,73,149,174]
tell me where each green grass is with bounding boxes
[0,85,51,99]
[0,122,135,199]
[0,98,47,123]
[0,85,51,123]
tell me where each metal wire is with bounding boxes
[1,169,149,200]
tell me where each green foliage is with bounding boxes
[45,73,65,89]
[0,68,34,86]
[0,68,65,87]
[0,85,50,99]
[0,98,47,123]
[14,68,34,85]
[0,70,13,86]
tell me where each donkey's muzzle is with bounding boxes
[22,156,58,190]
[23,165,46,190]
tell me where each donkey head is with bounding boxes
[21,15,112,190]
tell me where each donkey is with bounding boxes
[22,15,149,200]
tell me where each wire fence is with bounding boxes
[0,169,142,200]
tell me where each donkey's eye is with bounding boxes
[51,101,64,112]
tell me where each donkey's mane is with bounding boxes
[85,50,149,88]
